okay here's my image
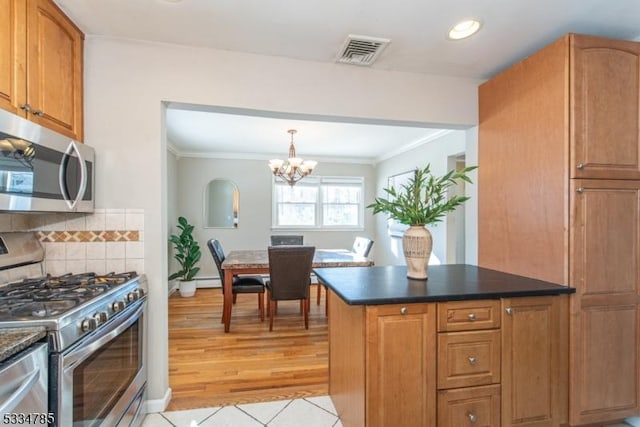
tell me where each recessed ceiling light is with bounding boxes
[448,19,482,40]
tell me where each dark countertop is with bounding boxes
[0,327,47,363]
[313,264,575,305]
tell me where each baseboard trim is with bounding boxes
[195,277,221,288]
[146,387,172,413]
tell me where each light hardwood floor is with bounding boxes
[167,286,329,411]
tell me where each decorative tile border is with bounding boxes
[37,230,140,243]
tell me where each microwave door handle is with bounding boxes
[58,142,86,210]
[72,142,88,208]
[58,151,72,209]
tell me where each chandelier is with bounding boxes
[268,129,317,187]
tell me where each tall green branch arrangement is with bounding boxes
[168,216,201,281]
[367,164,477,226]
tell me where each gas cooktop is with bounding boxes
[0,272,138,320]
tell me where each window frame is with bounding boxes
[271,175,365,231]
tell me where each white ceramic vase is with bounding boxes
[402,225,433,280]
[178,280,197,297]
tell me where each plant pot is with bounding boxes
[178,280,197,297]
[402,225,433,280]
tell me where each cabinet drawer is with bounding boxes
[437,384,501,427]
[437,330,501,389]
[437,300,501,332]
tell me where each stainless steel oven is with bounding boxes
[50,298,146,427]
[0,108,94,212]
[0,232,147,427]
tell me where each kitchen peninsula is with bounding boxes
[314,264,575,427]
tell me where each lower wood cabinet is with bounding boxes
[329,293,568,427]
[501,296,568,426]
[366,303,436,427]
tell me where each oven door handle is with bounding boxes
[63,300,145,371]
[0,368,40,414]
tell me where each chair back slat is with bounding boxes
[267,246,315,300]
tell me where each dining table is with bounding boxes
[220,249,374,332]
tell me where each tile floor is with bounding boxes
[142,396,640,427]
[142,396,342,427]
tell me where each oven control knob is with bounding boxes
[94,311,109,325]
[127,292,139,302]
[135,288,145,298]
[112,301,126,313]
[81,318,98,332]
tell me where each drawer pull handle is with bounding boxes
[400,307,408,315]
[468,412,477,423]
[468,313,476,321]
[505,307,513,315]
[468,356,478,365]
[577,163,585,170]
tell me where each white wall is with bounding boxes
[82,35,481,408]
[174,156,376,277]
[464,127,479,265]
[372,130,478,266]
[167,150,179,289]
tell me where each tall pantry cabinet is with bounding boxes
[478,34,640,426]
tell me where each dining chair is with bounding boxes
[316,237,374,306]
[270,235,303,245]
[208,239,266,321]
[352,236,374,257]
[266,245,315,331]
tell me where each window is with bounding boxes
[272,176,364,229]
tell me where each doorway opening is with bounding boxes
[446,153,467,263]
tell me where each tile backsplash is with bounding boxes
[0,209,144,276]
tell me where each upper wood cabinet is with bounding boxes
[0,0,83,141]
[0,0,26,116]
[571,35,640,180]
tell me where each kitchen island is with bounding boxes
[313,264,574,427]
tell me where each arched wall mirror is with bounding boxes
[204,179,239,228]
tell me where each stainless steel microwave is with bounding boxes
[0,109,94,212]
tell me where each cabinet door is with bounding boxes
[366,303,436,427]
[26,0,83,140]
[569,179,640,425]
[0,0,26,116]
[502,296,568,427]
[571,34,640,179]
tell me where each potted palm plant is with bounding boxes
[168,216,202,297]
[367,164,477,280]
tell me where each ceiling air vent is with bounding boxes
[336,35,390,66]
